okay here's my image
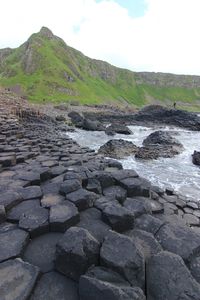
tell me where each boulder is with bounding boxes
[49,202,80,232]
[136,130,184,159]
[105,124,132,135]
[55,227,100,280]
[98,139,138,159]
[100,230,145,289]
[192,150,200,165]
[79,266,146,300]
[146,251,200,300]
[82,118,105,131]
[68,111,84,127]
[0,258,40,300]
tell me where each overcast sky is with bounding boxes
[0,0,200,75]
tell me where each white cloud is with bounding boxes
[0,0,200,75]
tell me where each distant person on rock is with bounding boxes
[173,102,176,109]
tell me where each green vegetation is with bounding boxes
[0,27,200,110]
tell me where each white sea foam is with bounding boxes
[68,125,200,201]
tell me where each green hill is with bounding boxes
[1,27,200,109]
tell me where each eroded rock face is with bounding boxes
[98,139,138,159]
[146,251,200,300]
[136,130,184,160]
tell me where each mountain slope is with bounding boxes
[1,27,200,109]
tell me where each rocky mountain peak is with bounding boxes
[39,26,54,39]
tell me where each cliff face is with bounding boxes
[0,27,200,109]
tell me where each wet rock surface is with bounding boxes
[1,101,200,299]
[98,139,138,159]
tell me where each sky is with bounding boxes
[0,0,200,75]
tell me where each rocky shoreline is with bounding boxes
[1,97,200,299]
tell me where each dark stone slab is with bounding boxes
[23,232,63,273]
[77,208,111,242]
[0,191,22,211]
[124,197,152,217]
[103,185,127,204]
[102,204,134,233]
[66,188,98,211]
[31,271,79,300]
[134,214,164,236]
[119,177,151,197]
[146,251,200,300]
[155,223,200,263]
[100,230,145,289]
[0,258,40,300]
[59,179,81,195]
[7,199,40,222]
[126,229,162,260]
[55,227,100,280]
[0,228,29,262]
[20,186,43,200]
[19,207,49,238]
[50,202,80,232]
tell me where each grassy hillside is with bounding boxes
[1,27,200,109]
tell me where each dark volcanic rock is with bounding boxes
[102,204,134,233]
[119,177,151,197]
[136,130,184,159]
[55,227,100,280]
[100,230,145,289]
[49,202,80,232]
[0,258,40,300]
[77,208,111,242]
[98,139,138,159]
[19,207,49,237]
[143,130,182,147]
[0,191,22,211]
[59,179,81,196]
[124,197,152,217]
[66,188,98,211]
[192,150,200,165]
[20,186,43,200]
[79,266,146,300]
[127,229,162,260]
[105,123,132,135]
[155,222,200,263]
[135,105,200,131]
[23,232,62,273]
[31,271,79,300]
[7,199,41,222]
[68,111,105,131]
[103,185,127,204]
[146,251,200,300]
[0,228,29,262]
